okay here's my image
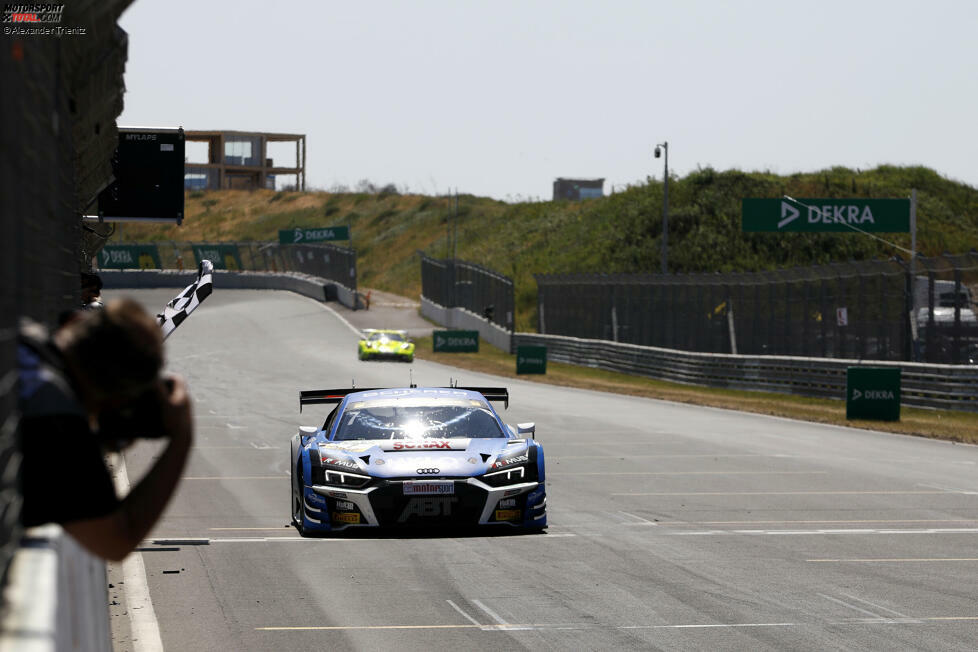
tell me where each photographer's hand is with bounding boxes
[64,374,194,561]
[160,374,193,443]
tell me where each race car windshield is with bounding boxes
[334,400,504,440]
[368,332,404,342]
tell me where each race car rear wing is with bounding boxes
[299,386,509,412]
[299,388,381,412]
[460,387,509,409]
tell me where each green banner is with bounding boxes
[516,346,547,375]
[279,226,350,244]
[742,198,910,233]
[433,330,479,353]
[98,244,161,269]
[846,367,901,421]
[193,244,241,270]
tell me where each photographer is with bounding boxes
[80,271,104,310]
[18,298,193,561]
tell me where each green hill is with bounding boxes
[114,165,978,331]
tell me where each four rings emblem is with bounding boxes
[416,468,440,475]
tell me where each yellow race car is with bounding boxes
[358,329,415,362]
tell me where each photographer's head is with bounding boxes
[55,298,164,412]
[80,272,104,309]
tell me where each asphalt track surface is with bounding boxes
[112,289,978,651]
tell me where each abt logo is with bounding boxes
[397,497,458,522]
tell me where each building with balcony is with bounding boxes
[553,177,604,201]
[184,130,305,191]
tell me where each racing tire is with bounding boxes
[292,463,308,537]
[404,355,413,363]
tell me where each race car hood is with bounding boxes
[317,438,526,478]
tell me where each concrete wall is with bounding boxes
[0,526,110,652]
[420,296,512,352]
[101,269,360,309]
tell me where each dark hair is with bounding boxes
[66,298,163,397]
[81,272,103,292]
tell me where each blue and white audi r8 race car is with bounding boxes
[290,386,547,534]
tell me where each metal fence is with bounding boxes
[421,255,515,331]
[110,241,359,291]
[536,253,978,365]
[1,0,132,591]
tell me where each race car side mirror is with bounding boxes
[517,422,536,437]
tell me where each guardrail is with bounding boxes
[512,332,978,413]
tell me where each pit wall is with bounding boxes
[100,269,361,309]
[0,526,109,651]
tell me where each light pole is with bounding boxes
[654,141,669,274]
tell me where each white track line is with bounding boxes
[819,593,892,620]
[446,600,484,627]
[838,592,912,620]
[111,454,164,652]
[471,599,533,631]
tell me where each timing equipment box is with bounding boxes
[97,127,185,224]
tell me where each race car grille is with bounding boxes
[368,481,486,526]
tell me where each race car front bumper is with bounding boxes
[301,477,545,531]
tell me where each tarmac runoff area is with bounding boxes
[104,288,978,652]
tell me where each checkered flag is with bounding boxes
[157,260,214,340]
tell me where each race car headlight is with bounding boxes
[322,468,371,488]
[313,450,372,488]
[481,464,529,487]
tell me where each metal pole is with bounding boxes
[661,142,669,274]
[909,188,918,359]
[453,189,458,261]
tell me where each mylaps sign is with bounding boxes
[279,226,349,244]
[846,366,901,421]
[98,244,161,270]
[743,198,910,233]
[516,346,547,375]
[433,330,479,353]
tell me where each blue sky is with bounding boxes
[119,0,978,200]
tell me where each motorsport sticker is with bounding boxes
[494,509,521,521]
[332,512,360,524]
[402,481,454,496]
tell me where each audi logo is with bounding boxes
[416,468,440,475]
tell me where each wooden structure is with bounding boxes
[184,130,305,191]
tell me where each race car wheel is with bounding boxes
[404,355,413,363]
[292,463,308,536]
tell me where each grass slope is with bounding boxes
[115,166,978,331]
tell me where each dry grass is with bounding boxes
[412,336,978,444]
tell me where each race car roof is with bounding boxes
[299,386,509,411]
